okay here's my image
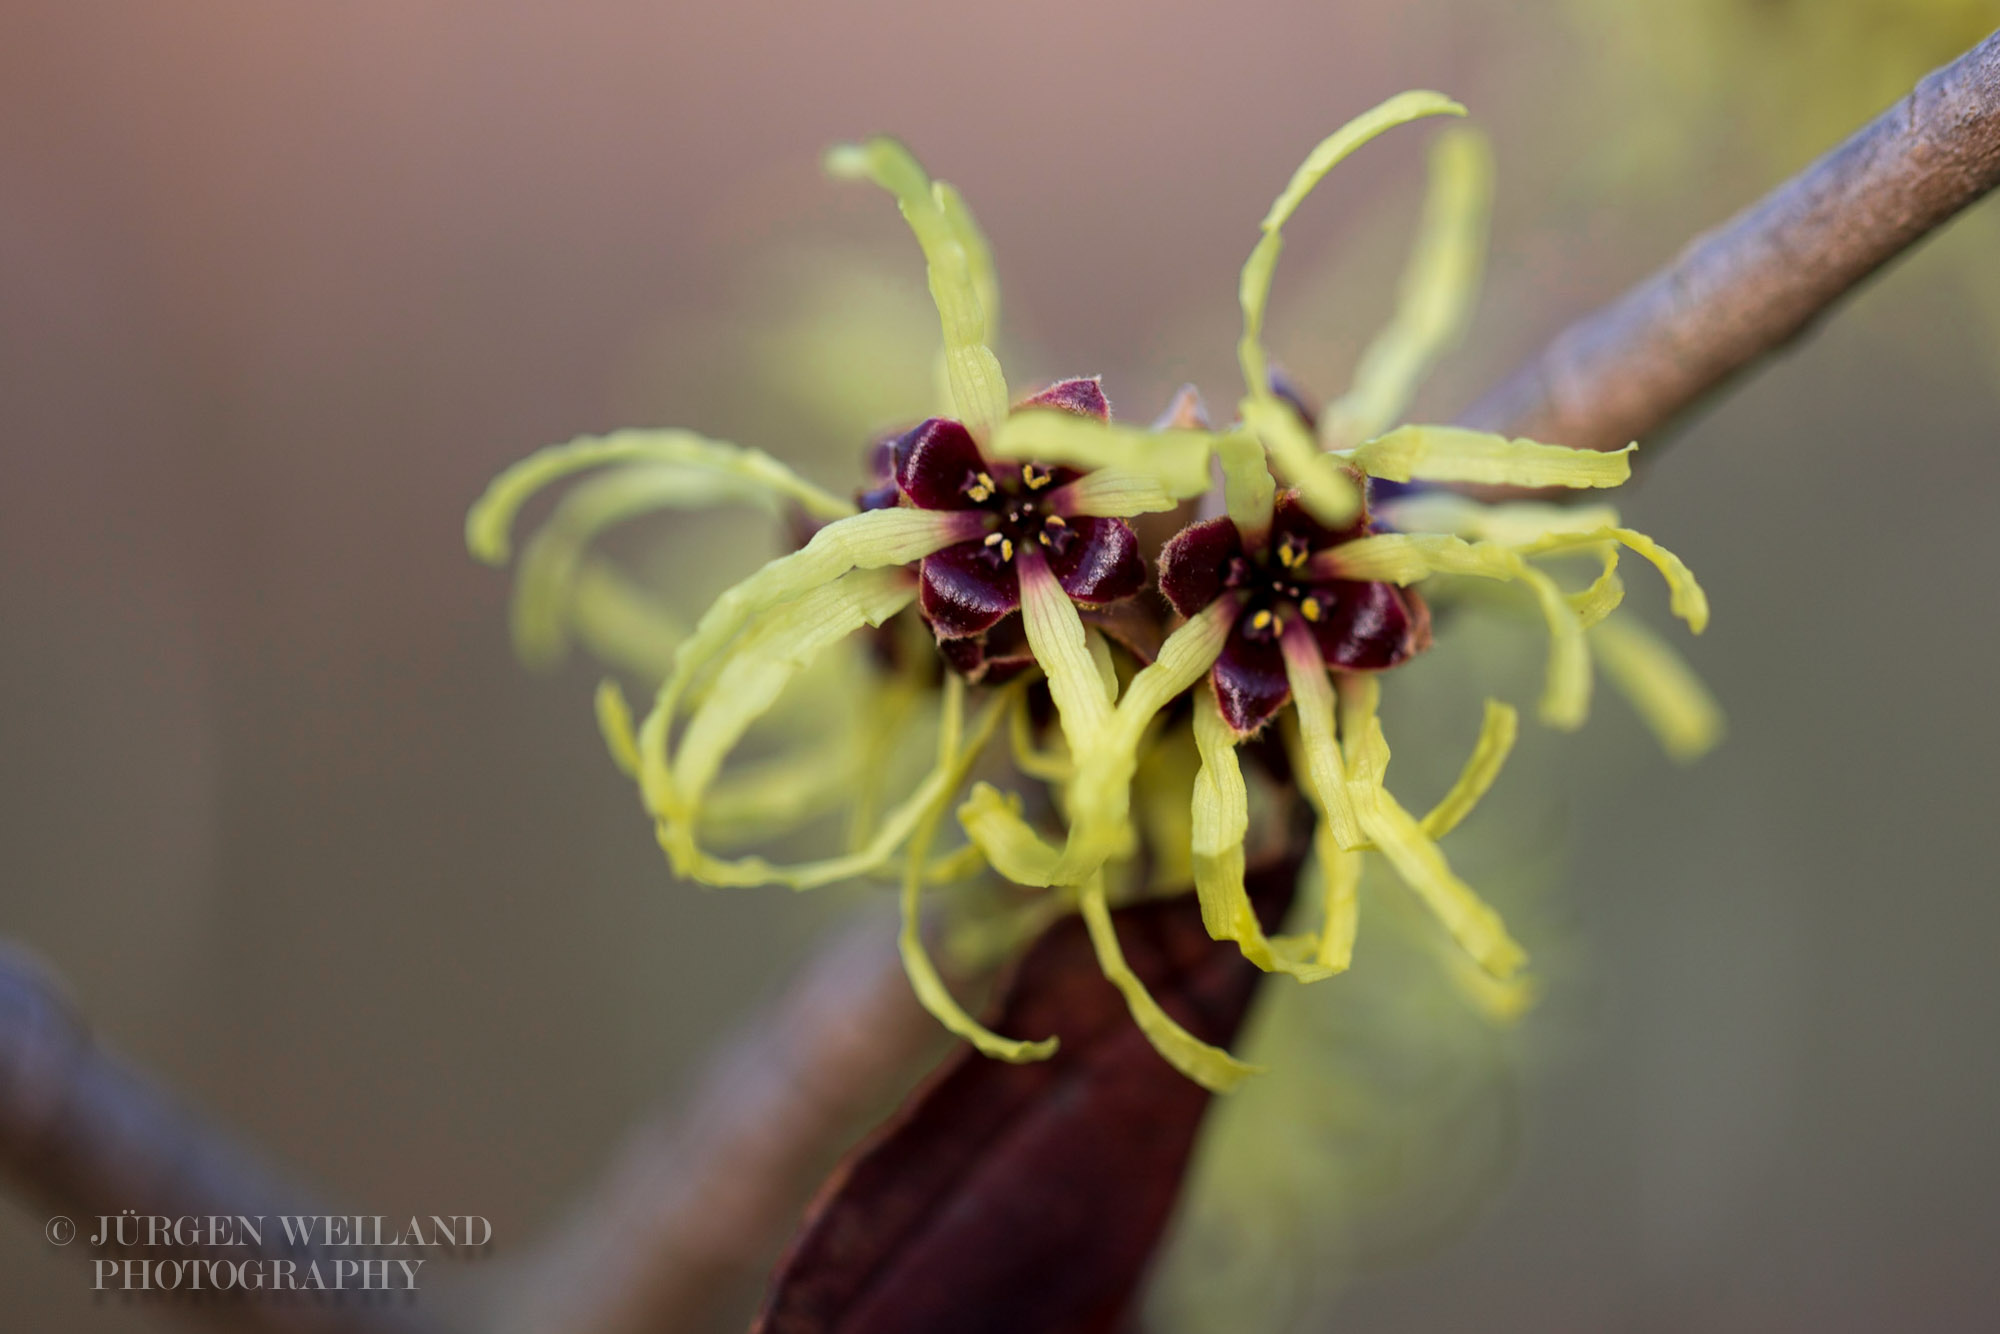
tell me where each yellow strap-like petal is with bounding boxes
[509,463,760,671]
[566,561,686,681]
[1237,91,1466,527]
[1347,714,1527,980]
[1280,625,1362,849]
[594,678,641,779]
[989,410,1215,500]
[1045,466,1177,519]
[1419,700,1519,839]
[1312,818,1362,972]
[642,506,975,810]
[1079,874,1262,1092]
[1346,425,1634,489]
[1017,550,1113,756]
[1521,526,1710,634]
[1376,492,1623,544]
[956,782,1066,887]
[897,678,1059,1062]
[1589,614,1726,762]
[466,428,854,565]
[664,568,914,832]
[1322,125,1493,449]
[1217,429,1277,545]
[826,138,1009,436]
[1192,685,1338,980]
[1566,544,1626,629]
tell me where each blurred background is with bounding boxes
[4,1,1998,1330]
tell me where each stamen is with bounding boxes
[983,531,1004,547]
[1250,609,1274,632]
[1000,537,1015,562]
[1022,463,1051,490]
[966,470,997,503]
[1300,596,1321,622]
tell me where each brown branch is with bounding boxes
[12,30,2000,1334]
[483,910,943,1334]
[0,943,452,1334]
[1460,26,2000,451]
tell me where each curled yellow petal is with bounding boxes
[826,138,1009,436]
[1237,92,1466,527]
[662,568,914,855]
[1590,614,1726,762]
[1311,816,1361,972]
[1079,874,1262,1093]
[510,463,755,671]
[898,679,1059,1063]
[1017,550,1113,756]
[466,429,854,566]
[1280,625,1361,849]
[1045,466,1177,519]
[1322,125,1493,449]
[1238,90,1469,399]
[646,506,977,794]
[566,561,685,681]
[1346,425,1635,489]
[1566,544,1627,629]
[957,781,1065,887]
[1192,684,1338,980]
[1242,394,1361,529]
[1523,526,1710,634]
[594,678,641,779]
[990,410,1214,499]
[1347,714,1527,980]
[1419,699,1519,839]
[1217,429,1277,545]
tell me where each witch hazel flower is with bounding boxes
[467,92,1721,1091]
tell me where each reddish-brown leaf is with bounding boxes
[753,859,1299,1334]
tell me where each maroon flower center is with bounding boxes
[1222,531,1331,644]
[960,463,1077,568]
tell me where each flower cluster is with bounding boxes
[468,92,1720,1089]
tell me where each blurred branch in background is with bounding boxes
[1463,26,2000,452]
[0,945,448,1334]
[6,24,2000,1334]
[484,910,940,1334]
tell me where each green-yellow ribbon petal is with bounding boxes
[1343,704,1527,981]
[1345,425,1635,489]
[1017,550,1113,756]
[594,678,641,779]
[510,463,765,671]
[1589,614,1726,762]
[1321,125,1493,448]
[466,429,854,565]
[1242,394,1361,529]
[826,138,1009,437]
[989,410,1215,499]
[1280,625,1362,849]
[1566,544,1627,629]
[1079,873,1262,1093]
[643,506,977,807]
[1311,816,1361,972]
[897,678,1058,1062]
[566,561,685,681]
[1418,699,1519,839]
[1217,429,1277,545]
[1521,526,1710,634]
[1237,91,1465,527]
[1192,685,1337,980]
[1045,466,1178,519]
[664,567,914,837]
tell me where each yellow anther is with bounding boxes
[1044,514,1066,528]
[1300,596,1321,622]
[1251,609,1274,632]
[983,531,1005,547]
[966,471,997,503]
[1277,541,1307,570]
[1022,464,1050,490]
[999,537,1015,562]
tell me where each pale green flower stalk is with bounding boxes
[468,92,1721,1091]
